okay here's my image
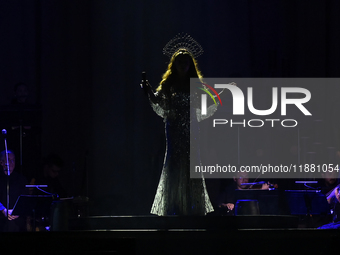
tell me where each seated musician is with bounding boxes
[216,172,270,214]
[317,170,340,229]
[0,150,27,231]
[322,171,340,222]
[327,185,340,220]
[30,154,67,198]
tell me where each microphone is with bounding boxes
[2,129,6,138]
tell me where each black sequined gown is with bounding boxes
[150,90,214,216]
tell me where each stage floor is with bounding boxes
[1,215,338,255]
[1,227,339,255]
[68,215,300,231]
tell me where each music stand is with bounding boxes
[234,189,282,215]
[11,195,53,231]
[284,190,330,215]
[285,190,331,228]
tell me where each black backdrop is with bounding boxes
[0,0,340,215]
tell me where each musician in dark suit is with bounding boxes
[318,170,340,229]
[325,182,340,223]
[318,187,340,229]
[0,150,28,231]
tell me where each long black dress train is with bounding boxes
[150,89,216,216]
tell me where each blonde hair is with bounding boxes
[156,49,202,95]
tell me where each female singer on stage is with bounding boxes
[142,34,215,216]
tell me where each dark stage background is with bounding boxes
[0,0,340,216]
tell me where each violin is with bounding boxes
[326,184,340,203]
